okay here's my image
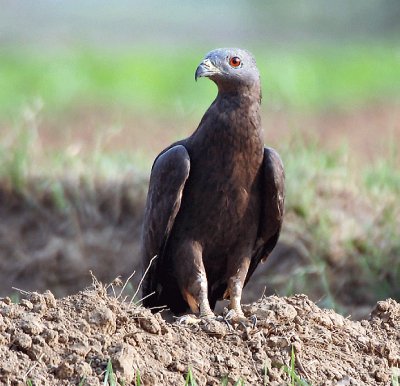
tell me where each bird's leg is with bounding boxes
[225,257,250,323]
[192,273,214,318]
[175,240,214,319]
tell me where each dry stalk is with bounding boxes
[116,270,136,300]
[133,290,156,306]
[24,352,44,379]
[130,255,157,305]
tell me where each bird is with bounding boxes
[140,48,284,320]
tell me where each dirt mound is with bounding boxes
[0,283,399,385]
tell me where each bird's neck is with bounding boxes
[214,83,262,136]
[216,83,261,122]
[217,81,262,105]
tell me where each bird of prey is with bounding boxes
[141,48,284,320]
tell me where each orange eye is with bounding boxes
[229,56,241,68]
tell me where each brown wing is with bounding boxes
[245,146,285,285]
[141,145,190,303]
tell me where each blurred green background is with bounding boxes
[1,1,399,170]
[0,0,399,316]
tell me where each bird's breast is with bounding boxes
[179,107,264,247]
[183,143,262,239]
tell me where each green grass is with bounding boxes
[186,368,245,385]
[102,359,128,386]
[0,43,399,120]
[99,359,141,386]
[282,346,311,386]
[24,364,400,385]
[0,110,150,189]
[392,368,400,386]
[98,362,245,385]
[280,136,400,311]
[184,367,197,386]
[135,369,142,386]
[265,44,400,111]
[78,377,86,386]
[103,360,117,386]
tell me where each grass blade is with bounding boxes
[220,376,229,386]
[185,367,197,386]
[103,359,117,386]
[78,376,86,386]
[136,368,142,386]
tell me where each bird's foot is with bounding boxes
[224,308,245,323]
[175,314,201,325]
[199,310,216,320]
[223,308,257,330]
[175,311,216,326]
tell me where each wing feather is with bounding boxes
[245,147,285,285]
[141,145,190,303]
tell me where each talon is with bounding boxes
[223,308,258,330]
[224,309,236,321]
[175,314,200,325]
[222,317,234,331]
[225,321,234,331]
[250,315,257,329]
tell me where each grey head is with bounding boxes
[195,48,260,91]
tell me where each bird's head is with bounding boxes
[195,48,260,93]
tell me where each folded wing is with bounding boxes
[246,147,285,285]
[141,145,191,305]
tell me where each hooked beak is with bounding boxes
[195,58,221,81]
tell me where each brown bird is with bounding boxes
[141,48,284,320]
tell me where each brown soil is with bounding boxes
[0,284,399,385]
